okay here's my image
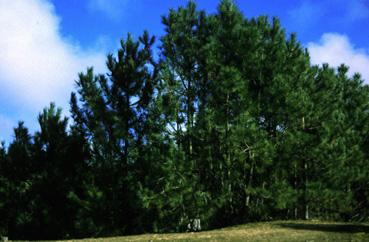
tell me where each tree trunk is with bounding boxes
[302,116,309,220]
[294,162,298,219]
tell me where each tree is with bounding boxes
[71,31,158,234]
[0,141,8,236]
[3,122,33,238]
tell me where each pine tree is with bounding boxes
[161,1,212,229]
[0,141,8,236]
[71,31,158,234]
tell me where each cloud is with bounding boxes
[87,0,130,21]
[308,33,369,83]
[0,0,106,141]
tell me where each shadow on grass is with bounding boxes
[277,222,369,234]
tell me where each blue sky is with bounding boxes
[0,0,369,143]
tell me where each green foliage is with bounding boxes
[1,0,369,239]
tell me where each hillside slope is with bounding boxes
[69,220,369,242]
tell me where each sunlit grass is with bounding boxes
[50,220,369,242]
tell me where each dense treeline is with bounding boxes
[1,0,369,239]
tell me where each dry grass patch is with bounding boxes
[33,220,369,242]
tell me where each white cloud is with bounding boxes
[308,33,369,83]
[87,0,129,21]
[0,0,106,140]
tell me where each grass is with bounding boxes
[15,220,369,242]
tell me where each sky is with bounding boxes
[0,0,368,143]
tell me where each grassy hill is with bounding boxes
[56,220,369,242]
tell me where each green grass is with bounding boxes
[18,220,369,242]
